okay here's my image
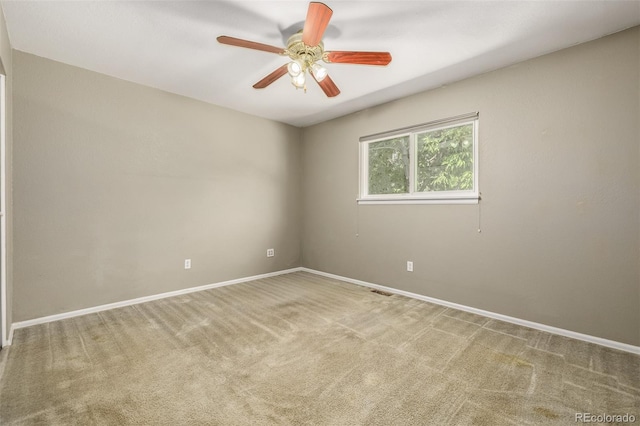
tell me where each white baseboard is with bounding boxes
[300,268,640,355]
[6,324,13,347]
[7,266,639,355]
[6,267,304,345]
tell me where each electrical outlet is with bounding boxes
[407,261,413,272]
[266,248,275,258]
[184,259,191,269]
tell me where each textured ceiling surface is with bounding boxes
[2,1,639,127]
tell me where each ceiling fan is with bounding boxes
[217,2,392,97]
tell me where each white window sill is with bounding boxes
[357,196,479,205]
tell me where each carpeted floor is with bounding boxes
[0,271,638,425]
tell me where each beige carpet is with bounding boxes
[1,271,638,425]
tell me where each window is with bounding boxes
[359,113,479,204]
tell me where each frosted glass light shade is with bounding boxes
[311,63,328,81]
[287,61,303,77]
[292,72,306,88]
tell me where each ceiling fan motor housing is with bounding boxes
[285,32,326,71]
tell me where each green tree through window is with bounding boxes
[416,123,473,192]
[362,116,477,203]
[368,136,410,194]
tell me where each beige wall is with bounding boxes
[13,51,302,322]
[302,27,640,346]
[0,6,11,344]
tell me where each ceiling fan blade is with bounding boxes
[253,65,289,89]
[325,51,392,66]
[217,36,285,54]
[312,74,340,97]
[302,2,333,47]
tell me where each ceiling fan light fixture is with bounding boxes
[218,1,390,97]
[310,63,328,82]
[287,60,303,77]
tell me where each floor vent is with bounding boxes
[371,289,393,297]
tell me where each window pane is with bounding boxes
[368,136,410,195]
[416,123,473,192]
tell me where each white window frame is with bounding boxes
[358,112,479,205]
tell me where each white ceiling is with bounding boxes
[2,1,639,127]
